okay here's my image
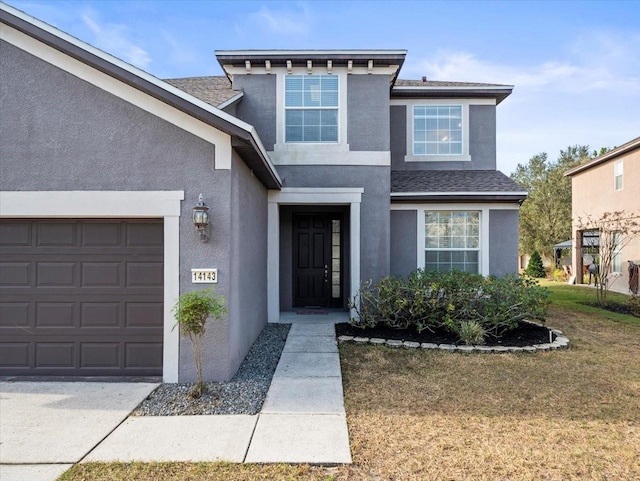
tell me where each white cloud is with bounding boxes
[402,31,640,175]
[249,4,312,36]
[405,31,640,94]
[81,8,151,69]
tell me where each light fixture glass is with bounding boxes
[192,193,210,242]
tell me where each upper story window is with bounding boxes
[285,75,339,143]
[614,160,623,191]
[413,105,462,155]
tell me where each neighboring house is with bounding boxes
[565,137,640,292]
[0,4,525,382]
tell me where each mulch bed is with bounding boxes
[582,301,637,317]
[335,320,554,347]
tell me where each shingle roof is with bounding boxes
[163,76,240,108]
[391,170,526,201]
[395,79,511,88]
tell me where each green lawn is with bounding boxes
[61,282,640,481]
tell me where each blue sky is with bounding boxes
[5,0,640,174]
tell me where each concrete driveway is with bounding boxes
[0,382,157,481]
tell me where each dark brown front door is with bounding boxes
[293,214,331,307]
[0,219,164,377]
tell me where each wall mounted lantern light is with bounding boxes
[192,193,210,243]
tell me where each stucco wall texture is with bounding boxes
[390,104,497,170]
[0,39,265,382]
[489,209,520,276]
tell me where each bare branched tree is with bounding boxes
[577,211,640,305]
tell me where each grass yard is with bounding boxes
[61,282,640,481]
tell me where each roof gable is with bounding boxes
[0,3,281,189]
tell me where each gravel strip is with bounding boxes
[133,323,291,416]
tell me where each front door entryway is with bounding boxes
[292,213,343,308]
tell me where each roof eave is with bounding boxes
[390,192,527,203]
[564,136,640,177]
[391,87,513,104]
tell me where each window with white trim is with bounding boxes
[285,75,338,143]
[613,231,622,272]
[614,160,623,191]
[425,210,480,273]
[413,105,463,155]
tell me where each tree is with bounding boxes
[576,211,640,305]
[511,146,592,259]
[525,250,545,277]
[172,288,226,399]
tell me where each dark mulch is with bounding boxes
[335,320,554,347]
[582,301,637,317]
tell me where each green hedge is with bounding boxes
[348,270,550,345]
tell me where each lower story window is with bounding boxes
[425,210,480,273]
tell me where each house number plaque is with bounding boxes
[191,268,218,284]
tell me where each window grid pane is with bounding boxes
[413,105,463,156]
[425,211,480,273]
[285,75,339,143]
[331,220,341,299]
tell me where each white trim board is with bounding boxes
[0,190,184,383]
[267,188,363,321]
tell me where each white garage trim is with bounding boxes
[267,188,363,321]
[0,190,184,383]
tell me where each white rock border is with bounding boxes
[337,321,570,353]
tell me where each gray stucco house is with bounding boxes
[0,4,526,382]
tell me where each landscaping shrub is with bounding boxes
[457,320,486,345]
[349,270,550,344]
[628,294,640,318]
[525,251,545,278]
[550,267,566,282]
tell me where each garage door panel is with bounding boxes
[80,302,120,328]
[126,343,163,368]
[36,262,75,286]
[36,302,76,327]
[81,262,121,287]
[126,262,163,287]
[80,342,120,368]
[81,222,122,247]
[0,222,31,246]
[0,343,30,367]
[36,222,77,246]
[0,262,31,286]
[0,302,30,327]
[125,302,163,328]
[127,222,164,247]
[0,219,164,377]
[35,342,75,368]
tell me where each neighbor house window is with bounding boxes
[425,211,480,273]
[285,75,338,143]
[614,160,623,191]
[613,231,622,272]
[413,105,462,155]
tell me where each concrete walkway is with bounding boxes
[85,312,352,465]
[0,382,158,481]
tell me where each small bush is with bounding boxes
[172,288,226,399]
[349,270,550,344]
[628,295,640,317]
[525,251,545,278]
[550,267,566,282]
[457,320,486,345]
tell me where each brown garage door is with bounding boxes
[0,219,164,377]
